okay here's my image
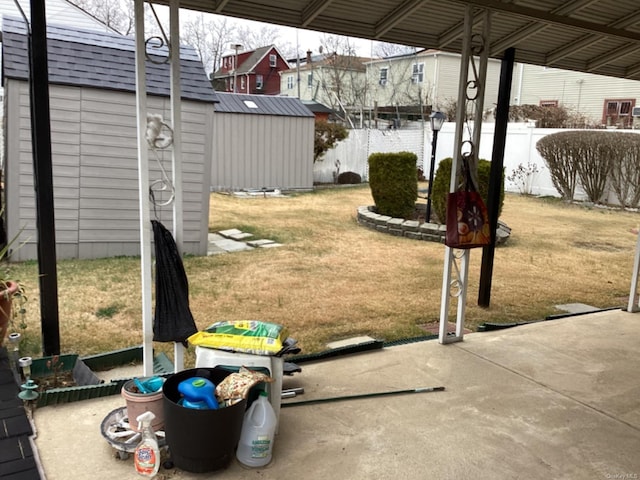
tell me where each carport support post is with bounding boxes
[439,7,490,344]
[29,0,60,355]
[134,0,154,376]
[478,47,515,307]
[169,0,185,371]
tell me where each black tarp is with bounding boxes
[152,220,197,343]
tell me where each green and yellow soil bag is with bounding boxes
[188,320,286,355]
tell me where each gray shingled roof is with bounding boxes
[214,92,314,117]
[1,16,216,103]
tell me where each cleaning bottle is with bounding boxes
[236,390,277,467]
[134,411,160,477]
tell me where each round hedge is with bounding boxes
[431,157,504,223]
[368,151,418,219]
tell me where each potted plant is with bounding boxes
[0,221,28,347]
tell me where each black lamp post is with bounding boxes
[426,111,446,223]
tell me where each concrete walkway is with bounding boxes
[208,229,282,255]
[32,309,640,479]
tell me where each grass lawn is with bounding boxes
[8,185,640,362]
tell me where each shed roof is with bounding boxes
[1,16,217,102]
[214,92,315,117]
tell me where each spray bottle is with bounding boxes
[134,411,160,477]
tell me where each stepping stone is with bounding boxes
[218,228,243,238]
[212,239,254,253]
[326,336,377,349]
[208,233,226,242]
[554,303,599,314]
[258,242,282,248]
[228,232,253,240]
[246,239,275,247]
[207,244,228,256]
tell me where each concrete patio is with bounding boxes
[32,308,640,479]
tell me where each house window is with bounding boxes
[411,63,424,83]
[287,75,294,89]
[240,76,245,91]
[307,73,313,87]
[269,54,277,67]
[539,100,558,107]
[256,75,264,90]
[223,57,228,68]
[379,67,388,86]
[603,98,635,127]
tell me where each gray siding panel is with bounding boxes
[211,111,314,191]
[6,80,213,260]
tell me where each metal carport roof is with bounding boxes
[154,0,640,81]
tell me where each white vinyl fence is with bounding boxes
[314,122,640,203]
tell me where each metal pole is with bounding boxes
[169,0,185,372]
[425,129,439,223]
[281,386,445,408]
[134,0,154,376]
[30,0,60,356]
[478,47,515,307]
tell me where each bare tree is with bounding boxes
[373,41,415,58]
[234,22,295,56]
[181,13,235,74]
[313,35,369,123]
[70,0,135,35]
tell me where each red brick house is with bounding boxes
[212,45,290,95]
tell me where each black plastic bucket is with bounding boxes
[163,367,247,473]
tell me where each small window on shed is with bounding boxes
[539,100,558,107]
[243,100,258,109]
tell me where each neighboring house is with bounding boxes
[301,100,335,122]
[511,63,640,128]
[366,49,502,125]
[212,45,290,95]
[280,50,371,121]
[211,92,315,192]
[2,17,216,261]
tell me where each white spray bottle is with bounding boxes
[134,411,160,477]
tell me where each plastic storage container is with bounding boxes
[236,391,277,467]
[121,378,165,432]
[163,368,246,473]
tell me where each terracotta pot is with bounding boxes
[0,281,18,347]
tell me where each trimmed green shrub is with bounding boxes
[368,151,418,219]
[431,157,504,224]
[337,171,362,184]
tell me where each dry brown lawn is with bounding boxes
[10,186,640,361]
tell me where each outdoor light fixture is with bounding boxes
[426,111,446,223]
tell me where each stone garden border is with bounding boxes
[356,206,446,243]
[357,205,511,244]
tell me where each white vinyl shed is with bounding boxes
[210,92,315,192]
[1,16,216,261]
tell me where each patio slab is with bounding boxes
[31,309,640,479]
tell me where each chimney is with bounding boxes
[306,49,312,64]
